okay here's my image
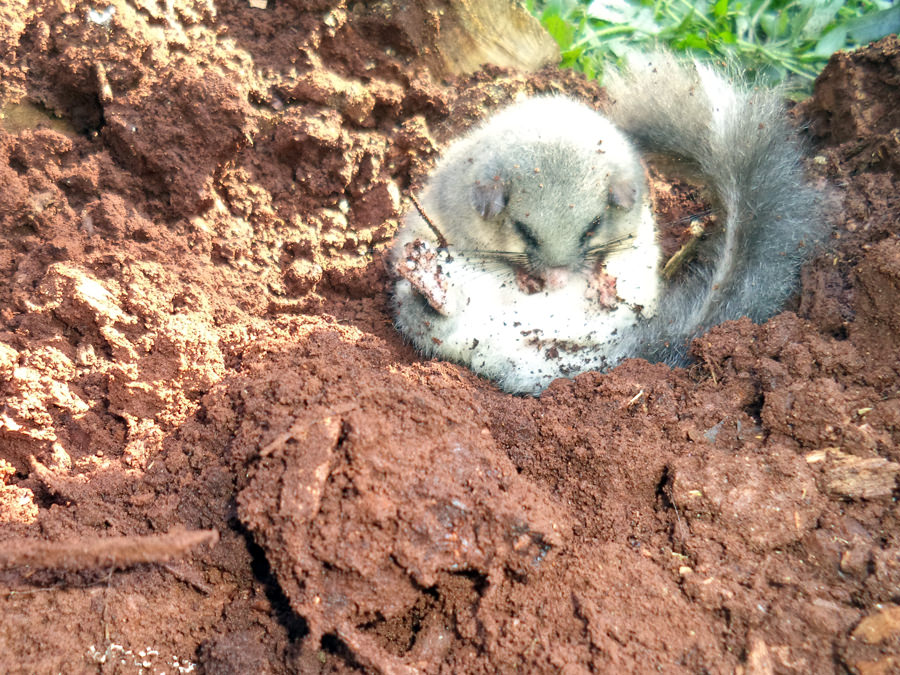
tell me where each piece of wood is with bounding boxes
[366,0,559,77]
[806,447,899,499]
[0,529,219,571]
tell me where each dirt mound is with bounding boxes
[1,2,899,673]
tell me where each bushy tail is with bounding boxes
[603,54,827,364]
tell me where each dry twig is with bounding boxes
[0,529,219,571]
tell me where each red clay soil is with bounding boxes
[1,2,899,673]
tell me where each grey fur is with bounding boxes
[604,54,826,365]
[389,53,826,394]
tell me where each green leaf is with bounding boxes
[775,8,793,38]
[759,13,777,38]
[529,0,899,90]
[677,33,710,50]
[630,6,662,34]
[787,6,814,40]
[715,29,737,44]
[802,0,843,39]
[586,0,635,22]
[746,0,771,14]
[845,5,900,44]
[543,13,575,51]
[812,26,847,57]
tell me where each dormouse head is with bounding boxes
[436,96,646,285]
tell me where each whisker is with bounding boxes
[585,233,636,255]
[586,235,638,257]
[658,209,714,227]
[455,249,529,259]
[586,244,640,258]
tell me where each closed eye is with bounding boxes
[513,220,540,249]
[580,216,602,247]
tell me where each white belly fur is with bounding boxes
[393,204,660,394]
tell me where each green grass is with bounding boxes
[529,0,900,87]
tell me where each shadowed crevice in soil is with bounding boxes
[241,524,310,643]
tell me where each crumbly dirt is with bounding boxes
[0,2,899,673]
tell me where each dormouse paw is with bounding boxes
[393,239,452,315]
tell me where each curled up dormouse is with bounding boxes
[388,53,826,395]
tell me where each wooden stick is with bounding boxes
[0,529,219,571]
[410,193,450,249]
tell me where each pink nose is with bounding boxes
[541,267,571,290]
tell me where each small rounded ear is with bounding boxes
[608,173,638,210]
[471,174,508,219]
